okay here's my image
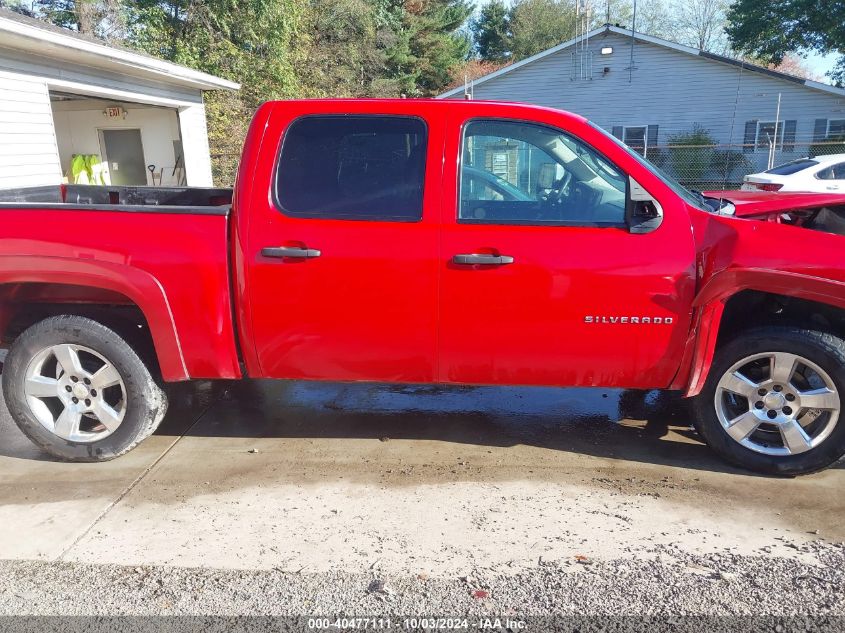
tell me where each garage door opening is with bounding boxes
[50,92,186,186]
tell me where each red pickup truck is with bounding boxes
[2,99,844,475]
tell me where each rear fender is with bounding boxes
[0,255,189,381]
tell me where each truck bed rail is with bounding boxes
[0,184,233,211]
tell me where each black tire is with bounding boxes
[693,327,845,476]
[2,315,168,462]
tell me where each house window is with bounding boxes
[755,121,784,151]
[623,126,648,155]
[828,119,845,137]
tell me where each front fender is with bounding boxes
[674,268,845,397]
[0,255,189,381]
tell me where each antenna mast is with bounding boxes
[628,0,637,82]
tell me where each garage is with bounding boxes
[0,8,238,189]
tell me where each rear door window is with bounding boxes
[766,159,818,176]
[275,116,427,221]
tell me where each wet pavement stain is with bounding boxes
[191,380,705,469]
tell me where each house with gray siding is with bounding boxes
[439,25,845,186]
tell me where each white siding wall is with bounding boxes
[0,70,62,188]
[178,104,214,187]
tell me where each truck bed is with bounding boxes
[0,185,241,381]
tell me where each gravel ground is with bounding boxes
[1,542,843,618]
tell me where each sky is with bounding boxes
[804,51,839,81]
[472,0,841,84]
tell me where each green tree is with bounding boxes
[129,0,303,100]
[303,0,471,98]
[304,0,385,97]
[16,0,128,40]
[370,0,418,95]
[665,124,715,183]
[508,0,575,60]
[726,0,845,86]
[403,0,474,94]
[127,0,307,183]
[470,0,511,62]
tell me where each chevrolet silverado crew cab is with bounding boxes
[2,99,845,475]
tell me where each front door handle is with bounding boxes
[452,253,514,266]
[262,246,321,259]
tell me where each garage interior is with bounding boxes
[50,91,186,187]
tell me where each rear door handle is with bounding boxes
[452,253,514,266]
[262,246,321,259]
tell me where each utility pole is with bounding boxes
[768,92,782,170]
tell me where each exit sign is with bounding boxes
[103,106,126,119]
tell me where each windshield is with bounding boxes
[588,121,709,211]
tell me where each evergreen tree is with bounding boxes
[403,0,474,94]
[470,0,511,62]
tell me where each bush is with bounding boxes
[710,149,752,184]
[665,125,716,183]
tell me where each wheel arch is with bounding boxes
[675,269,845,397]
[0,256,189,381]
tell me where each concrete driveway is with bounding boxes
[0,380,843,576]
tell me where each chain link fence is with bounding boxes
[633,137,845,191]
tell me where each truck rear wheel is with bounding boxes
[693,327,845,475]
[2,315,168,462]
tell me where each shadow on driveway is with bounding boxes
[3,378,842,476]
[166,380,742,476]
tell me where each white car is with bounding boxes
[741,154,845,193]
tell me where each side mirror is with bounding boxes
[627,176,663,234]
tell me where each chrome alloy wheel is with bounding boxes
[23,344,127,443]
[715,352,840,456]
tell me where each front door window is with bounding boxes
[460,119,626,226]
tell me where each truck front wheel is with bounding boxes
[2,315,168,462]
[693,327,845,475]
